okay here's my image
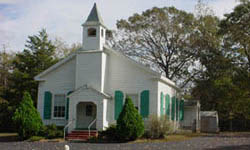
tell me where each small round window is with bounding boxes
[88,28,96,37]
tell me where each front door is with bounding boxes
[76,102,96,129]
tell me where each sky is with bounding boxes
[0,0,240,52]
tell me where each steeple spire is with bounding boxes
[81,3,107,51]
[83,3,106,28]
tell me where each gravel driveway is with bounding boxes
[1,133,250,150]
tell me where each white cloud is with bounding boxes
[0,0,20,4]
[0,0,239,52]
[209,0,240,18]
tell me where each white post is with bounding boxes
[65,145,70,150]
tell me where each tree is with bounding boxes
[10,29,58,106]
[0,97,15,132]
[53,37,81,59]
[219,0,250,70]
[0,46,16,132]
[110,7,199,88]
[0,45,15,97]
[218,0,250,130]
[191,1,250,131]
[12,92,43,139]
[116,96,144,141]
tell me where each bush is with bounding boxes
[98,124,119,141]
[42,124,63,139]
[145,115,173,139]
[116,96,144,141]
[12,92,43,140]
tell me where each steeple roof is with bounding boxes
[83,3,106,28]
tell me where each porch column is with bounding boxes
[68,101,77,133]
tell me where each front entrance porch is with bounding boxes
[67,85,111,133]
[76,102,97,130]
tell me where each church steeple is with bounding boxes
[82,3,107,50]
[85,3,105,26]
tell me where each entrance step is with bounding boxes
[66,130,98,141]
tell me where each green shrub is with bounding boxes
[145,115,173,139]
[44,124,63,139]
[12,92,43,140]
[38,125,47,137]
[99,124,118,141]
[116,96,144,141]
[88,136,101,143]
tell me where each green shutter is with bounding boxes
[140,90,150,118]
[179,100,184,121]
[160,92,164,116]
[66,91,73,120]
[114,90,124,120]
[165,94,170,116]
[43,91,52,120]
[176,98,179,121]
[171,96,175,121]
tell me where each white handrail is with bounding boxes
[88,118,97,136]
[64,119,75,140]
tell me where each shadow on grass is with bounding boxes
[0,133,20,142]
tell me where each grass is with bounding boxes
[39,138,65,142]
[0,133,65,142]
[28,136,45,142]
[133,132,203,143]
[86,132,204,143]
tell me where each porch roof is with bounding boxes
[68,84,112,99]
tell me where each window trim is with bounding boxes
[52,93,66,120]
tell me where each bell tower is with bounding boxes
[82,3,107,51]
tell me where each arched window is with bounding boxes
[88,28,96,37]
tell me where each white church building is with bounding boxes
[35,3,200,139]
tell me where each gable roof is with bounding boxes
[68,84,111,99]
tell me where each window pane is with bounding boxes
[86,105,93,116]
[54,95,65,118]
[88,28,96,37]
[54,95,65,106]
